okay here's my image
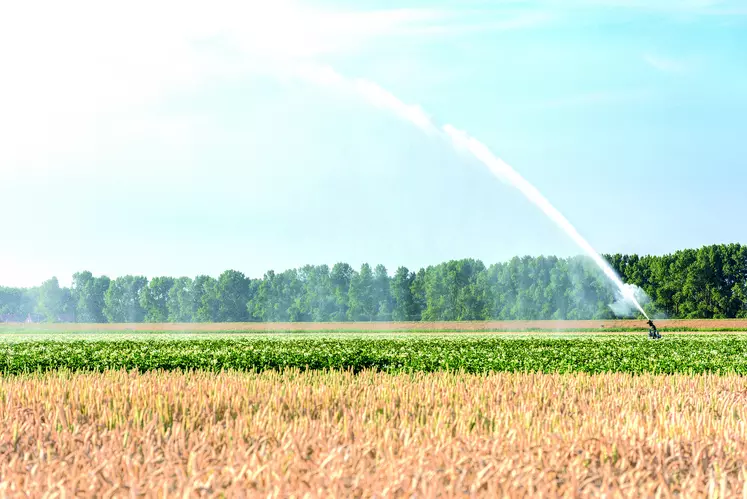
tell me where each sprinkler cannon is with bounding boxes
[647,319,661,339]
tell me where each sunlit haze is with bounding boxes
[2,0,746,287]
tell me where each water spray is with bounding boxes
[294,63,651,321]
[442,125,650,321]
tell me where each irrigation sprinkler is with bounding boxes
[647,319,661,340]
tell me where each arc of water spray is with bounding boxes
[295,63,649,319]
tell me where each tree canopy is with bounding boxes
[2,243,745,323]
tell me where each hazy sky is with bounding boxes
[1,0,746,287]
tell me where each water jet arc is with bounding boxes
[295,63,650,319]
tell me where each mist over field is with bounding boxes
[2,244,745,324]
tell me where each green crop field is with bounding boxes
[2,334,747,375]
[2,329,746,497]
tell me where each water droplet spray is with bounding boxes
[295,63,649,319]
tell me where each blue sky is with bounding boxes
[1,0,746,287]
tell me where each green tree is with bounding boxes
[453,259,488,320]
[167,277,196,322]
[330,263,354,321]
[0,287,32,321]
[36,277,66,322]
[250,270,280,322]
[194,276,219,322]
[215,270,253,322]
[72,271,111,323]
[732,245,747,318]
[485,262,513,319]
[546,259,571,319]
[422,259,487,321]
[372,264,393,321]
[300,265,335,322]
[7,242,747,323]
[250,269,305,322]
[410,268,427,321]
[348,263,375,321]
[391,267,417,321]
[103,276,148,323]
[140,276,175,323]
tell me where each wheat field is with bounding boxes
[0,369,745,497]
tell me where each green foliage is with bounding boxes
[348,263,375,321]
[35,277,73,322]
[194,275,219,322]
[391,267,418,321]
[251,269,304,322]
[72,272,110,323]
[300,265,336,322]
[166,277,195,323]
[215,270,253,322]
[423,259,487,321]
[3,336,747,374]
[103,276,148,323]
[604,243,747,320]
[0,287,35,322]
[411,269,427,320]
[2,243,746,323]
[140,277,175,323]
[373,264,393,321]
[330,263,354,321]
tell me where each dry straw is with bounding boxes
[0,369,745,497]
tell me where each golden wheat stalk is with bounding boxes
[0,369,745,497]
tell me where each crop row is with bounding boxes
[1,336,747,374]
[3,369,746,495]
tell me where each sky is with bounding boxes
[1,0,746,288]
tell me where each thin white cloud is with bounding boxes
[405,11,554,34]
[0,1,439,177]
[643,53,690,73]
[0,0,220,176]
[0,0,552,178]
[543,89,654,108]
[537,0,747,16]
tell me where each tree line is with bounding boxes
[1,244,745,323]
